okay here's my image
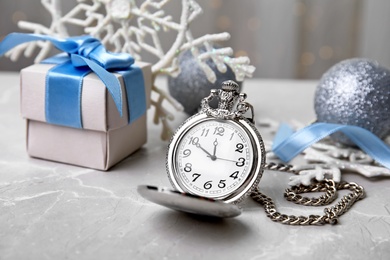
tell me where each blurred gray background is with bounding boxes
[1,0,389,79]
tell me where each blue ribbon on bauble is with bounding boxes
[0,33,146,128]
[272,122,390,169]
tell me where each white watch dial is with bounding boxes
[174,119,254,199]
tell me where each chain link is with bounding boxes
[251,163,365,225]
[285,179,337,206]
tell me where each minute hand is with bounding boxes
[215,157,238,163]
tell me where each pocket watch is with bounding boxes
[138,80,265,218]
[138,80,365,223]
[166,80,265,204]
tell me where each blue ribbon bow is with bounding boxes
[0,33,146,128]
[272,122,390,169]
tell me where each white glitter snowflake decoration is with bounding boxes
[6,0,255,140]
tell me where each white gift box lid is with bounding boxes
[20,61,152,132]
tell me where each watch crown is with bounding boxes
[201,80,251,120]
[221,80,239,92]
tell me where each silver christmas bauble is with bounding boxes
[168,48,242,115]
[315,58,390,145]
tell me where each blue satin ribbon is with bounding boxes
[46,60,90,128]
[117,68,146,122]
[272,122,390,169]
[0,33,145,128]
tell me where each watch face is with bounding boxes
[167,114,264,203]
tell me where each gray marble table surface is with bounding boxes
[1,72,390,260]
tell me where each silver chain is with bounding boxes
[251,162,365,225]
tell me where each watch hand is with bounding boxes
[213,138,218,157]
[215,157,237,163]
[196,143,216,160]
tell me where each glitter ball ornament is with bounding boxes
[168,48,242,115]
[315,58,390,145]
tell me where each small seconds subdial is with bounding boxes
[175,119,254,199]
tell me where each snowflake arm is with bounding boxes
[288,165,342,186]
[62,2,104,28]
[151,84,183,140]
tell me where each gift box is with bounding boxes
[21,62,152,170]
[0,33,153,170]
[20,61,151,170]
